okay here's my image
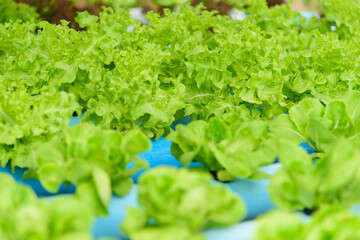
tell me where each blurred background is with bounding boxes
[11,0,320,29]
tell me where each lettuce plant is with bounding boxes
[0,87,81,168]
[270,91,360,153]
[269,139,360,211]
[121,167,246,240]
[27,123,151,215]
[168,115,276,181]
[0,174,93,240]
[254,206,360,240]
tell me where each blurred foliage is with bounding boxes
[141,0,286,15]
[0,0,39,23]
[14,0,106,29]
[12,0,286,29]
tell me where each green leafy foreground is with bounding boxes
[253,206,360,240]
[0,167,245,240]
[121,167,246,240]
[0,173,93,240]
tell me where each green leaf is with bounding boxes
[92,167,111,211]
[128,226,206,240]
[169,118,275,180]
[305,119,336,152]
[323,100,353,135]
[254,206,360,240]
[54,61,78,84]
[112,177,133,196]
[254,211,305,240]
[76,11,99,28]
[269,139,360,211]
[209,144,254,178]
[288,98,324,134]
[319,140,360,192]
[122,130,151,155]
[35,145,64,166]
[38,163,65,193]
[269,114,305,144]
[207,118,230,144]
[121,206,147,235]
[76,181,108,216]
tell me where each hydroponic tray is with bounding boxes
[1,115,316,239]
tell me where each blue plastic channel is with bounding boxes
[94,201,259,240]
[205,220,257,240]
[225,164,281,220]
[134,136,203,180]
[0,165,76,196]
[299,142,315,154]
[0,114,313,196]
[92,186,138,239]
[205,212,312,240]
[97,207,258,240]
[0,115,312,196]
[69,115,81,126]
[300,11,320,20]
[351,204,360,215]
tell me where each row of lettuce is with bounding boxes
[3,156,360,240]
[3,164,360,240]
[2,0,360,239]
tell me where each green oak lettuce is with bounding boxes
[3,1,360,141]
[0,87,81,168]
[1,0,360,141]
[121,167,246,240]
[270,91,360,153]
[167,116,276,181]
